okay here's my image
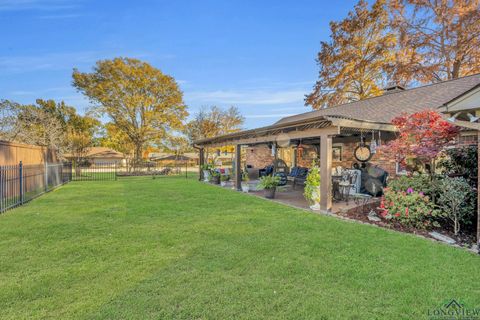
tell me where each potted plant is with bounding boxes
[210,170,221,185]
[241,171,250,192]
[220,174,230,187]
[304,164,321,210]
[257,175,280,199]
[201,164,213,182]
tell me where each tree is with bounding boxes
[72,57,188,163]
[99,123,135,169]
[380,110,459,173]
[0,99,100,158]
[13,102,66,152]
[185,106,244,160]
[0,100,21,141]
[390,0,480,82]
[306,0,396,108]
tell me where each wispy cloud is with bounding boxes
[0,50,159,74]
[0,51,99,73]
[10,86,72,96]
[186,88,307,105]
[0,0,78,11]
[37,12,81,19]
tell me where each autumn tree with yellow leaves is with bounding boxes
[73,57,188,163]
[390,0,480,83]
[306,0,396,109]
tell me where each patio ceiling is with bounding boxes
[194,116,397,148]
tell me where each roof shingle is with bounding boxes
[275,73,480,125]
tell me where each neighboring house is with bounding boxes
[194,73,480,212]
[64,147,126,166]
[149,151,234,165]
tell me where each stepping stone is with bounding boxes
[429,232,456,244]
[367,210,381,222]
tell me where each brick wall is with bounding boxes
[245,145,274,168]
[329,142,397,177]
[244,131,480,178]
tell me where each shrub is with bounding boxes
[437,146,477,186]
[436,177,475,235]
[387,174,434,197]
[257,175,280,190]
[379,188,441,230]
[220,174,230,182]
[241,171,249,182]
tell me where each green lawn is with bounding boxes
[0,177,478,319]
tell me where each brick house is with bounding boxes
[194,74,480,212]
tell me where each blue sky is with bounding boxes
[0,0,357,129]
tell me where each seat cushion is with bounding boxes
[289,167,299,177]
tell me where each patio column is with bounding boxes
[199,148,205,181]
[235,144,242,191]
[320,134,332,212]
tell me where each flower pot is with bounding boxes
[203,170,210,182]
[212,176,220,185]
[264,187,276,199]
[241,183,250,193]
[309,188,321,211]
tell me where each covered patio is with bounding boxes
[195,115,397,213]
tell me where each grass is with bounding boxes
[0,176,478,319]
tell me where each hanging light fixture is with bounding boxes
[370,130,377,154]
[297,140,305,158]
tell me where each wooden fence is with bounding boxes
[0,140,57,165]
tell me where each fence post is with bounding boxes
[19,161,24,204]
[114,162,117,181]
[44,160,48,192]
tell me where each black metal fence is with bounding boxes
[0,160,196,213]
[72,162,117,181]
[0,162,72,213]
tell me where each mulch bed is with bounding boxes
[337,199,477,251]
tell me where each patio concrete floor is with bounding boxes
[220,180,374,215]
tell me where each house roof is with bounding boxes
[194,73,480,146]
[65,147,124,159]
[275,73,480,126]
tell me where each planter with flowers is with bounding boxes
[220,174,230,187]
[257,175,280,199]
[241,171,250,192]
[304,164,321,210]
[210,170,221,185]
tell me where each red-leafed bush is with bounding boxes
[381,110,459,170]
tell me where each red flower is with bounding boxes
[405,207,409,217]
[395,213,400,217]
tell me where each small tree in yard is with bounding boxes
[381,110,459,175]
[436,177,474,235]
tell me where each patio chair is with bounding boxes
[338,170,360,204]
[259,165,274,177]
[291,167,309,189]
